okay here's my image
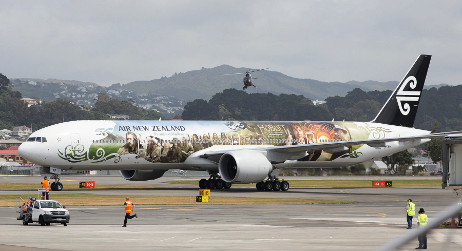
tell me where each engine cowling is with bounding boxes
[218,150,272,183]
[120,170,167,181]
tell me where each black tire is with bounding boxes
[256,182,264,191]
[199,179,207,189]
[63,223,67,226]
[23,218,28,225]
[215,179,224,189]
[50,182,57,191]
[207,179,215,189]
[272,181,281,191]
[281,181,289,191]
[56,182,63,191]
[223,182,232,189]
[264,181,273,191]
[39,216,45,226]
[46,222,50,226]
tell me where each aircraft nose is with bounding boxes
[18,143,35,162]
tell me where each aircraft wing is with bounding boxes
[268,130,462,153]
[199,131,462,162]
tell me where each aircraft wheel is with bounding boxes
[264,181,273,191]
[207,179,215,189]
[256,182,264,191]
[199,179,207,189]
[272,181,281,191]
[215,179,224,189]
[56,182,63,191]
[223,182,232,189]
[50,182,57,191]
[280,181,289,191]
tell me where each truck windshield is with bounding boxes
[40,201,62,208]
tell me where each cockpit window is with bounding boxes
[26,137,47,143]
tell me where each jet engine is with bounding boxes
[218,150,272,183]
[120,170,167,181]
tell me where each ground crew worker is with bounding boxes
[41,176,50,200]
[416,208,428,249]
[406,198,415,229]
[123,197,137,227]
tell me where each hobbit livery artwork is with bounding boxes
[57,120,384,166]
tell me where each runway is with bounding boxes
[1,176,461,250]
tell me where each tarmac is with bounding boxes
[0,175,461,250]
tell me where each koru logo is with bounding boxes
[396,76,420,116]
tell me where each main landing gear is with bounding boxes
[256,176,289,192]
[50,174,63,191]
[199,173,232,190]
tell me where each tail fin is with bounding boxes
[372,54,431,127]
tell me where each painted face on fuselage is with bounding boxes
[126,134,135,147]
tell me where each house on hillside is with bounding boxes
[11,126,32,139]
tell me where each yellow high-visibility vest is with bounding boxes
[417,213,428,226]
[407,202,415,216]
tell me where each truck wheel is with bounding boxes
[46,223,50,226]
[63,223,67,226]
[39,216,45,226]
[23,218,28,225]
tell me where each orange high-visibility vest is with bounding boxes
[125,200,133,214]
[41,179,50,193]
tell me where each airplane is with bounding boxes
[18,54,454,192]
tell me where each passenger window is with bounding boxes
[35,137,41,142]
[42,137,47,143]
[27,137,36,142]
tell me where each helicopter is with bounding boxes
[224,68,268,90]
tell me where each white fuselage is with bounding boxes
[19,120,430,171]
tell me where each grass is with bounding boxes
[3,194,354,207]
[167,179,442,188]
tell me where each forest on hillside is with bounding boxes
[0,74,162,130]
[182,87,462,132]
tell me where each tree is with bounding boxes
[0,73,10,90]
[384,150,414,174]
[425,125,442,163]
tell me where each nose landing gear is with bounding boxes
[50,174,63,191]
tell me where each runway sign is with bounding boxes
[372,181,392,187]
[79,181,95,188]
[196,196,209,203]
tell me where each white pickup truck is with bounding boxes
[18,199,70,226]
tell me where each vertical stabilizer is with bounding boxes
[372,54,431,127]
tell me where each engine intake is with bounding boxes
[218,150,272,183]
[120,170,167,181]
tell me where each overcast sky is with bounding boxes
[1,0,461,86]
